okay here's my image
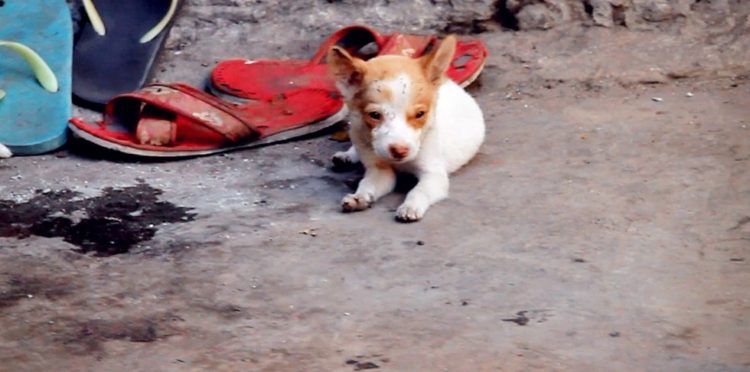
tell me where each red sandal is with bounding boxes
[208,25,487,102]
[68,83,345,157]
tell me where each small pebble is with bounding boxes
[651,97,663,102]
[685,92,694,97]
[300,228,317,237]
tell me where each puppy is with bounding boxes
[0,144,11,159]
[328,36,485,222]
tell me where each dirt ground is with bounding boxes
[1,1,750,371]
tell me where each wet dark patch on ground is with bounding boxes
[0,183,195,256]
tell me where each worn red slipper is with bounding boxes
[68,83,345,157]
[208,25,487,102]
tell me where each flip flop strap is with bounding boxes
[81,0,106,36]
[0,40,59,100]
[140,0,180,43]
[81,0,179,43]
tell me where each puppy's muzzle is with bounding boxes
[388,143,410,160]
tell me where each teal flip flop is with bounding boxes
[0,0,72,155]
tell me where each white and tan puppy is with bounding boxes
[328,36,485,222]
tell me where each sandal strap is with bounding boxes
[309,25,385,64]
[309,26,438,64]
[105,83,259,144]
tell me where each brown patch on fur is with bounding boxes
[330,36,458,132]
[375,159,392,170]
[353,101,380,128]
[377,85,392,101]
[354,56,438,131]
[405,101,430,130]
[361,55,427,84]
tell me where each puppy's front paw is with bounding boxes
[341,193,372,212]
[395,201,427,222]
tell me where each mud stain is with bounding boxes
[503,311,530,326]
[503,309,551,326]
[346,359,381,370]
[728,216,750,231]
[0,183,195,256]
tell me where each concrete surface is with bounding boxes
[2,1,750,371]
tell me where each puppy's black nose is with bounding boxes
[389,144,409,160]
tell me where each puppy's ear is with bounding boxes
[328,46,366,88]
[421,35,457,85]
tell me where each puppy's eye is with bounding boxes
[415,111,426,119]
[368,111,382,120]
